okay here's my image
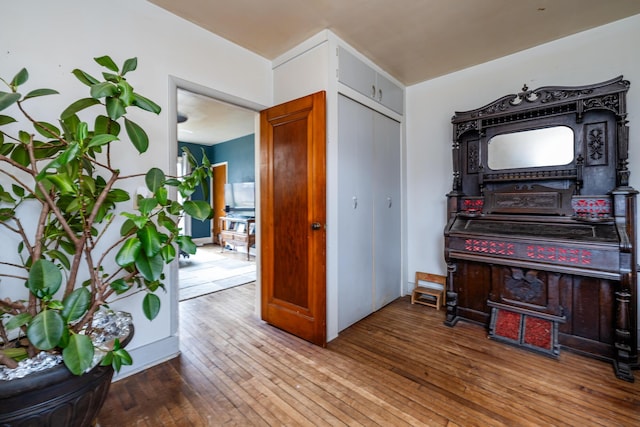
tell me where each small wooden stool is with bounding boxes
[411,272,446,310]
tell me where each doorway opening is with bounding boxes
[172,84,260,302]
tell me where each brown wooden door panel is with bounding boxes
[260,91,326,346]
[212,164,227,244]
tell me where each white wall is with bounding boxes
[406,15,640,323]
[0,0,272,378]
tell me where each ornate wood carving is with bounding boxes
[504,269,544,303]
[484,184,574,216]
[444,77,637,381]
[585,122,608,166]
[467,139,479,173]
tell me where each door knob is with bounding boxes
[311,222,322,230]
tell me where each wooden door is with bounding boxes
[260,91,327,346]
[212,164,227,245]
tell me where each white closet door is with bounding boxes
[373,111,402,309]
[337,95,374,331]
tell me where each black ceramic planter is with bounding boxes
[0,326,133,427]
[0,361,115,427]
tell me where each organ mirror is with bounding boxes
[487,126,574,170]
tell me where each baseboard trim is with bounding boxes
[112,335,180,381]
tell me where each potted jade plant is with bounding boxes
[0,55,212,425]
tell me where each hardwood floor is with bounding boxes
[98,284,640,426]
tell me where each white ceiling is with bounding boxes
[177,89,255,145]
[165,0,640,144]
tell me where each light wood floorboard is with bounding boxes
[98,283,640,426]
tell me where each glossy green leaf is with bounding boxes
[47,249,71,270]
[146,280,162,292]
[117,81,134,106]
[142,293,161,320]
[11,68,29,87]
[121,212,148,229]
[106,97,125,120]
[183,200,212,220]
[37,142,80,180]
[71,69,100,86]
[33,121,60,139]
[60,98,100,120]
[160,243,176,263]
[107,188,130,203]
[102,72,119,83]
[48,300,64,311]
[115,237,141,267]
[94,55,119,72]
[113,347,133,367]
[76,121,88,142]
[138,223,162,257]
[0,91,21,112]
[58,327,70,349]
[0,207,15,219]
[100,351,113,367]
[112,352,122,372]
[94,115,120,136]
[181,146,197,168]
[10,143,29,166]
[167,201,182,216]
[28,259,62,297]
[27,310,64,350]
[61,288,91,322]
[176,235,197,255]
[145,168,165,192]
[135,252,164,282]
[5,312,32,330]
[45,174,76,194]
[158,213,177,231]
[109,278,130,295]
[87,133,118,148]
[59,239,75,255]
[59,113,80,139]
[132,93,161,114]
[0,142,13,156]
[90,82,118,99]
[124,118,148,153]
[121,57,138,75]
[200,147,211,168]
[18,130,31,144]
[80,175,97,195]
[0,115,17,126]
[24,88,59,100]
[120,218,137,237]
[62,334,94,375]
[155,187,168,206]
[138,197,158,215]
[11,184,24,198]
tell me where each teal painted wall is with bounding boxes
[178,134,255,239]
[212,134,255,183]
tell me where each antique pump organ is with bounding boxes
[443,77,638,381]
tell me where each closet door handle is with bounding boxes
[379,88,383,102]
[311,222,322,231]
[352,196,358,209]
[387,197,392,208]
[371,85,376,98]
